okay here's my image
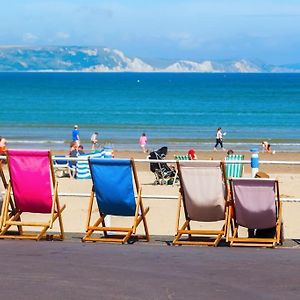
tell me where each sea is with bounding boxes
[1,72,300,152]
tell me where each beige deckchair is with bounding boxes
[173,161,229,246]
[228,178,282,247]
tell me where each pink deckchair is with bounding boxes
[0,162,17,217]
[173,161,229,246]
[0,149,65,240]
[228,178,282,247]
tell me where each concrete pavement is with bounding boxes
[0,236,300,299]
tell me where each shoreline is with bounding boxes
[4,140,300,153]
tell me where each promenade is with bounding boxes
[0,236,300,299]
[1,151,300,299]
[2,150,300,238]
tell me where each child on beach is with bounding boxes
[139,133,148,153]
[90,132,99,151]
[188,148,197,160]
[262,141,272,153]
[214,127,225,151]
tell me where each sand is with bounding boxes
[1,149,300,239]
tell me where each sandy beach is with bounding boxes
[53,148,300,174]
[1,149,300,240]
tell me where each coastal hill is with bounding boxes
[0,46,299,73]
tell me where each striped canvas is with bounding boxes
[76,149,112,179]
[225,154,244,179]
[174,155,189,160]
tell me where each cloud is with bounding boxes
[169,32,202,50]
[22,32,38,42]
[55,31,70,40]
[75,5,114,18]
[46,31,70,44]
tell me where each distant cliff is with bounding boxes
[0,46,299,72]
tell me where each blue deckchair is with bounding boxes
[82,159,150,243]
[225,154,244,179]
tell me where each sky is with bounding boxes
[0,0,300,65]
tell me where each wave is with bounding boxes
[9,140,65,144]
[7,140,300,146]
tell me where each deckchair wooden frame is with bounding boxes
[173,161,230,247]
[82,159,150,244]
[227,179,282,248]
[0,161,23,234]
[0,151,65,241]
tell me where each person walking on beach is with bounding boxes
[72,125,80,146]
[139,133,148,153]
[214,127,225,151]
[90,132,99,151]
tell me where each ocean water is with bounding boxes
[0,72,300,152]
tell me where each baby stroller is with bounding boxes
[149,146,178,185]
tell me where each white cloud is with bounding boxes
[169,32,202,50]
[55,32,70,40]
[22,32,38,42]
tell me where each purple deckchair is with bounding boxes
[229,178,282,247]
